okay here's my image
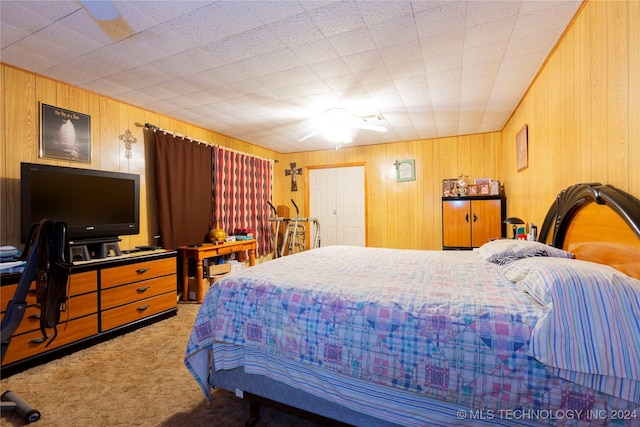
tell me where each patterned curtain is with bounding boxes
[212,147,273,257]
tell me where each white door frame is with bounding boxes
[305,163,367,247]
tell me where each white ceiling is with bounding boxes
[0,0,581,153]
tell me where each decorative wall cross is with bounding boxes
[119,128,138,159]
[285,162,303,191]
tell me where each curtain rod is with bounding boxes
[139,122,278,163]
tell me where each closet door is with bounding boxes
[309,166,365,247]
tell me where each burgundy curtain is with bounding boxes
[154,132,213,249]
[212,147,272,256]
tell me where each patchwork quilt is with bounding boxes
[185,246,638,426]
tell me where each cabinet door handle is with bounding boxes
[136,304,150,312]
[136,286,150,293]
[465,213,469,222]
[136,267,149,274]
[473,214,478,222]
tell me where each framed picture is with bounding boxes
[516,124,528,172]
[395,159,415,182]
[40,103,91,163]
[442,178,457,197]
[479,183,490,195]
[474,178,490,186]
[468,184,479,196]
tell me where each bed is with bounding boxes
[185,183,640,426]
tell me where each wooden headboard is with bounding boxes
[538,183,640,279]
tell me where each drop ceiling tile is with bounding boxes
[204,25,287,64]
[267,12,325,47]
[420,29,465,59]
[369,15,418,50]
[165,2,263,46]
[57,7,130,45]
[290,39,339,67]
[415,2,466,39]
[307,1,366,38]
[379,40,422,67]
[465,1,521,27]
[127,0,204,23]
[245,1,306,25]
[0,1,58,34]
[9,34,77,65]
[328,27,376,57]
[342,49,385,74]
[0,24,27,49]
[356,1,414,26]
[0,44,58,71]
[465,17,516,49]
[42,62,98,85]
[133,27,194,57]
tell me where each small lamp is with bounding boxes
[503,217,525,239]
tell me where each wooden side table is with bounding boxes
[178,240,256,303]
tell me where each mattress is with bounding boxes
[185,246,639,426]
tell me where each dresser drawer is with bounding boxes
[3,292,98,336]
[2,314,98,365]
[101,258,176,289]
[101,275,175,310]
[101,292,176,331]
[1,271,97,314]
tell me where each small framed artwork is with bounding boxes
[468,184,479,196]
[40,103,91,163]
[479,183,491,195]
[442,178,458,197]
[395,159,415,182]
[516,124,528,172]
[474,178,490,186]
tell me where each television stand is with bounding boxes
[69,238,121,261]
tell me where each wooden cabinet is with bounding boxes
[442,196,506,249]
[1,251,177,375]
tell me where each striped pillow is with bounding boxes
[475,239,573,265]
[517,257,640,383]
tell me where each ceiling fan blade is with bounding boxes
[351,122,388,132]
[297,129,320,142]
[80,0,120,21]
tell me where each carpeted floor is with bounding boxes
[1,302,319,427]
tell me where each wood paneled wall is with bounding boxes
[275,133,502,250]
[0,65,282,249]
[501,0,639,229]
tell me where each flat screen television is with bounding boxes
[20,162,140,250]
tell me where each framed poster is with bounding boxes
[40,103,91,163]
[395,159,415,182]
[516,124,528,172]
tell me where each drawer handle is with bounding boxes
[28,313,41,319]
[136,286,150,293]
[30,336,50,344]
[137,304,150,312]
[136,267,150,274]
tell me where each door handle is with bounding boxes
[465,213,469,222]
[473,214,478,222]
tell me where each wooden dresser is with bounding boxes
[1,250,177,376]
